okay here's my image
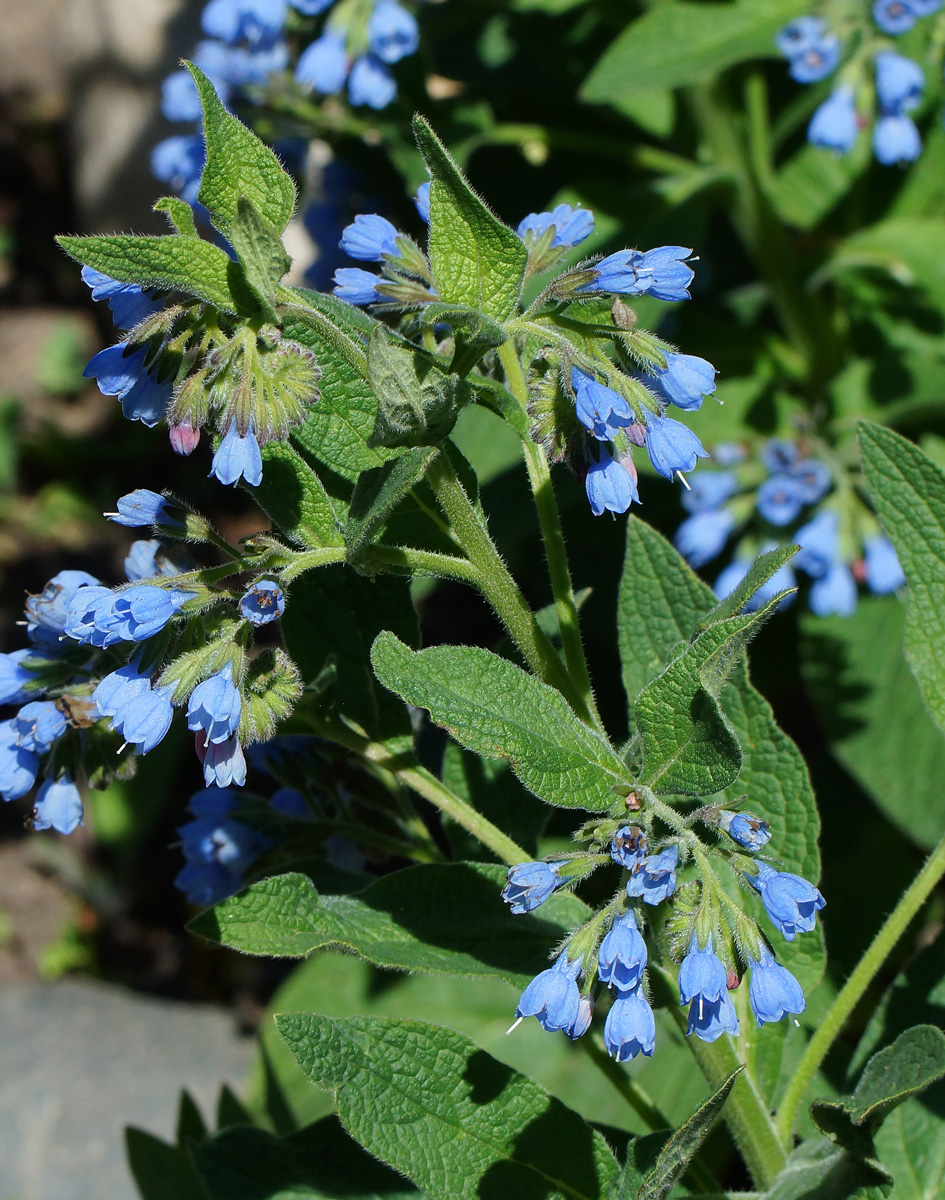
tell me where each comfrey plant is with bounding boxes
[777,1,943,164]
[27,68,945,1200]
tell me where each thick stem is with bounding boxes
[496,341,603,731]
[279,546,346,585]
[775,829,945,1143]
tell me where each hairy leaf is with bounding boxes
[229,196,292,321]
[256,440,344,548]
[368,327,469,448]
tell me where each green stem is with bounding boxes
[496,341,603,732]
[581,1035,673,1131]
[362,544,478,583]
[279,546,346,585]
[775,829,945,1143]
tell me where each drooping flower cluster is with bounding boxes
[777,3,943,165]
[331,195,716,514]
[672,438,905,617]
[502,802,823,1059]
[0,491,297,834]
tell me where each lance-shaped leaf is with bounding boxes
[345,447,438,554]
[189,63,296,236]
[228,196,292,322]
[697,545,797,632]
[859,422,945,739]
[256,440,344,548]
[276,1014,620,1200]
[371,633,631,811]
[368,326,470,448]
[413,116,527,322]
[57,233,240,312]
[188,864,588,985]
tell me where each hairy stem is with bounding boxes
[775,828,945,1143]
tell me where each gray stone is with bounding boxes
[0,979,253,1200]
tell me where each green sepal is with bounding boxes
[239,648,303,744]
[228,196,292,322]
[367,325,470,448]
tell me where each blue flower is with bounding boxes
[68,585,193,648]
[910,0,943,13]
[80,268,161,330]
[348,54,396,108]
[719,810,771,850]
[83,344,173,426]
[188,666,242,746]
[873,0,919,35]
[340,213,401,261]
[789,458,832,505]
[808,87,859,154]
[367,0,419,63]
[626,844,678,906]
[240,580,286,625]
[415,182,431,224]
[864,536,905,593]
[794,510,838,578]
[875,51,924,112]
[603,987,655,1061]
[0,651,38,706]
[644,414,708,480]
[501,861,564,913]
[585,450,640,516]
[175,790,265,904]
[517,203,594,249]
[681,470,738,514]
[63,585,115,646]
[788,34,840,83]
[25,569,101,650]
[200,734,248,788]
[756,474,805,526]
[290,0,334,12]
[124,540,184,582]
[572,368,634,441]
[201,0,287,47]
[610,825,647,870]
[0,718,39,801]
[566,995,594,1040]
[678,936,739,1042]
[296,28,349,93]
[33,776,84,834]
[810,561,857,617]
[674,509,735,568]
[93,665,175,753]
[107,489,178,528]
[333,267,385,304]
[583,245,694,301]
[598,910,647,991]
[775,17,830,59]
[151,135,205,202]
[762,439,798,473]
[748,943,806,1025]
[13,701,67,753]
[748,862,825,941]
[514,952,582,1034]
[211,422,263,487]
[649,352,717,411]
[873,114,921,164]
[222,40,289,85]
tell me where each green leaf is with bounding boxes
[125,1127,209,1200]
[801,597,945,851]
[830,218,945,314]
[188,863,588,985]
[419,303,509,373]
[368,326,469,448]
[194,1116,421,1199]
[176,1090,208,1147]
[859,422,945,738]
[371,633,631,811]
[255,440,344,549]
[189,63,295,236]
[847,1025,945,1125]
[229,196,292,321]
[769,137,872,232]
[759,1134,890,1200]
[698,546,797,631]
[57,233,239,312]
[581,0,806,101]
[154,196,198,236]
[413,116,527,322]
[282,567,417,741]
[346,447,437,554]
[276,1014,620,1200]
[285,286,379,340]
[441,744,550,861]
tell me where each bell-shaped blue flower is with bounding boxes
[649,352,717,411]
[105,585,195,645]
[864,536,905,593]
[674,509,735,568]
[789,458,832,504]
[124,540,184,582]
[26,569,101,650]
[33,776,84,835]
[749,862,825,941]
[93,665,175,753]
[762,439,798,473]
[13,701,67,753]
[585,450,640,516]
[626,844,678,906]
[583,245,694,301]
[340,213,401,261]
[367,0,419,63]
[514,952,582,1034]
[240,580,286,625]
[188,665,242,747]
[501,861,564,914]
[794,510,838,578]
[810,560,857,617]
[603,987,655,1061]
[610,824,647,869]
[333,267,385,305]
[211,422,263,487]
[296,28,349,93]
[808,86,858,154]
[572,368,634,441]
[681,470,737,514]
[748,943,806,1025]
[756,474,805,525]
[348,55,396,108]
[81,268,161,330]
[107,489,178,528]
[598,910,647,991]
[201,0,287,47]
[0,650,38,706]
[566,994,594,1041]
[873,0,918,35]
[719,810,771,850]
[775,16,830,58]
[223,40,289,86]
[83,344,172,427]
[678,936,739,1042]
[175,788,265,905]
[517,203,594,249]
[873,114,921,164]
[644,414,708,480]
[875,51,924,112]
[200,734,248,788]
[787,33,840,83]
[0,718,39,801]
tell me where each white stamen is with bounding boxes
[793,1018,800,1028]
[103,511,119,518]
[15,620,26,626]
[699,996,704,1019]
[505,1017,524,1036]
[676,470,691,490]
[117,742,129,755]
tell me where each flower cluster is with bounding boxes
[777,2,943,165]
[0,490,296,834]
[672,438,905,617]
[503,803,823,1058]
[332,196,716,514]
